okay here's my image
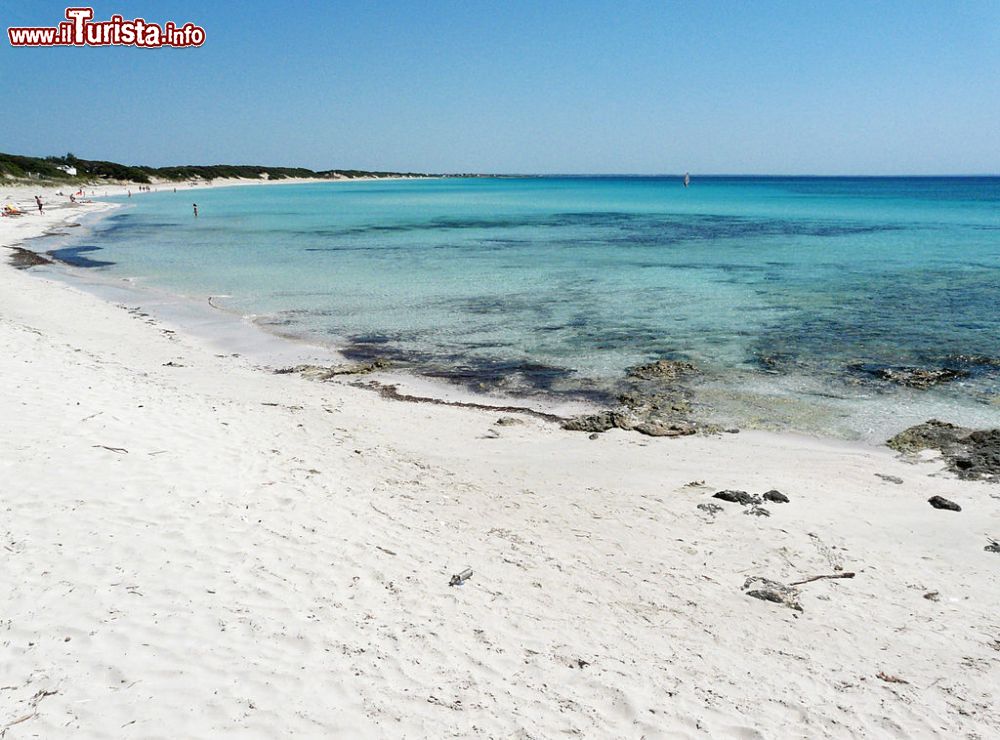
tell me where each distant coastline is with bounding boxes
[6,150,997,189]
[0,150,454,187]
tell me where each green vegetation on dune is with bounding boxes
[0,152,438,184]
[154,164,317,181]
[0,153,77,180]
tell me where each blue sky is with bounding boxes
[2,1,998,174]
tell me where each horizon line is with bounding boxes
[487,172,1000,178]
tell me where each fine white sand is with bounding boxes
[1,187,998,738]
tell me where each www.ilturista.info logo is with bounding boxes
[7,7,205,48]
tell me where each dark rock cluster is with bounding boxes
[616,359,701,436]
[562,411,697,437]
[562,357,712,437]
[707,488,790,518]
[713,490,760,505]
[562,411,632,433]
[887,420,1000,482]
[712,489,790,507]
[275,359,391,380]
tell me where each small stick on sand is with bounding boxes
[876,671,909,684]
[789,572,856,586]
[92,445,128,454]
[3,712,36,730]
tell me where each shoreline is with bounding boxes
[2,178,999,736]
[4,177,998,441]
[11,190,600,422]
[0,179,645,425]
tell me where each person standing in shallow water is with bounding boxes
[34,195,43,214]
[193,203,198,217]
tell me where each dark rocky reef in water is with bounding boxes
[849,364,969,389]
[944,354,1000,367]
[46,245,116,268]
[887,419,1000,482]
[625,359,697,382]
[563,357,720,438]
[752,352,803,375]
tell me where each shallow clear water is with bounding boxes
[65,176,1000,438]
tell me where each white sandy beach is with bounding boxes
[1,187,999,738]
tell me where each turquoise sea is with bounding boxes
[58,176,1000,439]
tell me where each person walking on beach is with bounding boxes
[34,195,43,214]
[193,203,198,217]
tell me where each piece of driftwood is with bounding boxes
[2,712,36,730]
[789,572,856,586]
[876,671,909,685]
[449,568,473,587]
[92,445,128,454]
